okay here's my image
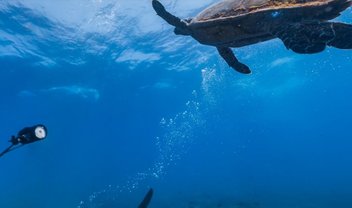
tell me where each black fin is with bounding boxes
[217,47,251,74]
[152,0,187,29]
[274,22,352,54]
[138,188,154,208]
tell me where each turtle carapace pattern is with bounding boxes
[152,0,352,74]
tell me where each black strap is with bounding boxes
[0,144,24,158]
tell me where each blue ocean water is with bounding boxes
[1,1,352,207]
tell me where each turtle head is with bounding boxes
[174,27,191,36]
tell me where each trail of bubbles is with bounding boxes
[78,90,207,208]
[78,67,226,208]
[151,90,205,177]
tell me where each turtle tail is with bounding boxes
[152,0,188,29]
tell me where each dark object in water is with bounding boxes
[138,188,154,208]
[152,0,352,74]
[0,124,47,158]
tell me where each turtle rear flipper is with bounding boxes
[152,0,187,29]
[217,47,251,74]
[274,22,352,54]
[327,22,352,49]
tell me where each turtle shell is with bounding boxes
[186,0,348,47]
[193,0,328,22]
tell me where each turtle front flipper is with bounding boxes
[217,47,251,74]
[152,0,187,29]
[273,22,352,54]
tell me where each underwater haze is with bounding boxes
[1,0,352,207]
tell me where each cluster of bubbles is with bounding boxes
[78,68,223,207]
[153,91,205,176]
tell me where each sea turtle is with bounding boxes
[152,0,352,74]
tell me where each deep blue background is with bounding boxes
[1,1,352,208]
